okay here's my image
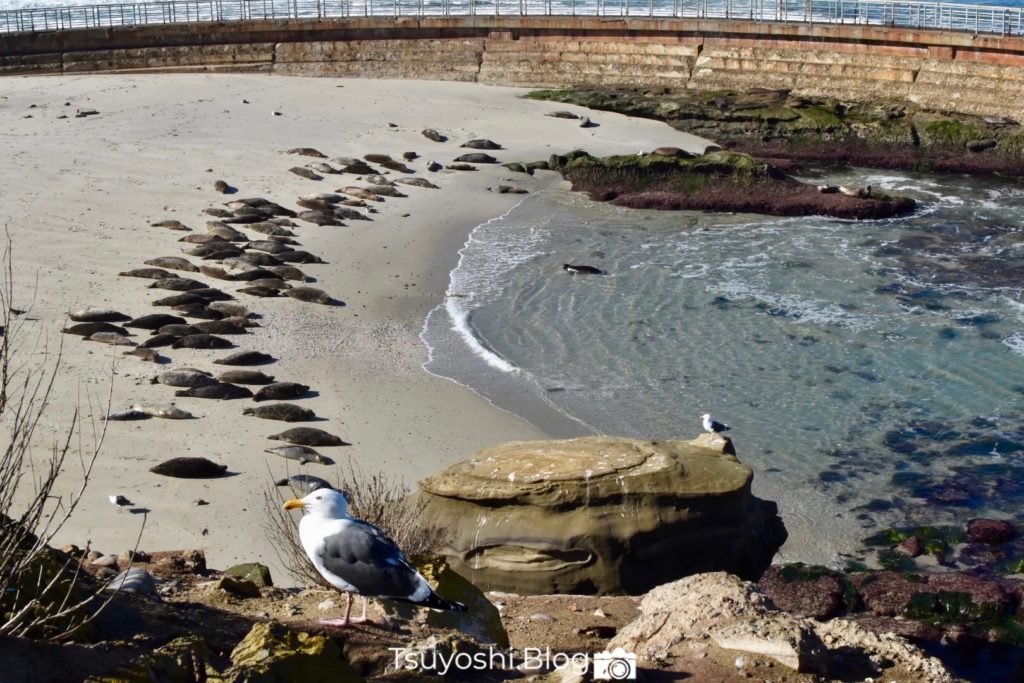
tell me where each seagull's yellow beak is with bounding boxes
[283,499,306,510]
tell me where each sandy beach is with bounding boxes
[0,74,709,583]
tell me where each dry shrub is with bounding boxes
[265,459,452,588]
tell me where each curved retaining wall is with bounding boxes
[2,16,1024,119]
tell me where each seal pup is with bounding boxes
[144,257,198,273]
[150,457,227,478]
[63,322,129,337]
[268,427,348,447]
[562,263,604,275]
[242,403,316,422]
[213,350,275,366]
[253,382,311,402]
[69,308,131,323]
[175,383,253,400]
[284,287,337,305]
[265,445,330,465]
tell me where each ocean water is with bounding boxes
[423,169,1024,565]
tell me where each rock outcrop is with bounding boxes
[542,149,916,220]
[608,572,959,682]
[418,434,786,595]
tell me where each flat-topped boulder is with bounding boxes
[418,435,787,595]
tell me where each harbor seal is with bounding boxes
[243,278,290,291]
[276,251,325,265]
[242,403,316,422]
[126,314,187,330]
[331,206,370,221]
[339,187,383,202]
[179,234,230,245]
[107,408,150,421]
[217,370,275,385]
[396,177,439,189]
[149,277,206,292]
[151,220,191,231]
[297,210,341,226]
[87,332,135,346]
[158,324,201,336]
[287,147,327,158]
[193,319,248,335]
[63,322,129,337]
[446,163,477,171]
[143,257,198,273]
[214,180,234,194]
[246,240,293,255]
[454,153,498,164]
[275,473,332,494]
[175,383,253,400]
[289,167,322,181]
[421,128,446,142]
[69,308,131,323]
[284,287,337,305]
[204,207,233,218]
[379,160,412,173]
[140,333,180,348]
[150,457,227,478]
[265,265,309,281]
[253,382,310,402]
[131,403,195,419]
[171,334,234,350]
[213,350,275,366]
[308,162,339,174]
[267,427,348,447]
[236,252,283,268]
[153,369,217,388]
[119,268,172,279]
[153,293,210,307]
[199,265,235,281]
[207,302,253,318]
[366,185,407,198]
[123,347,164,363]
[264,445,329,465]
[461,139,503,150]
[201,249,245,260]
[562,263,604,275]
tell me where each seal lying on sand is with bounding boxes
[275,473,332,494]
[63,322,129,337]
[152,369,217,388]
[150,457,227,478]
[172,334,234,349]
[120,268,172,279]
[242,403,316,422]
[144,257,198,273]
[123,347,163,363]
[284,287,337,305]
[175,383,253,400]
[268,427,348,446]
[131,402,194,419]
[127,314,187,330]
[253,382,310,402]
[69,308,131,323]
[265,445,329,465]
[217,369,275,384]
[88,332,135,346]
[214,350,275,366]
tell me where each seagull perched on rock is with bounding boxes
[701,413,730,434]
[283,489,467,627]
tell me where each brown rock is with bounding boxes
[757,566,845,620]
[419,435,786,595]
[897,535,924,557]
[966,518,1015,544]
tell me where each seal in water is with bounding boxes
[63,322,129,337]
[264,445,329,465]
[275,473,333,494]
[152,369,217,388]
[562,263,604,275]
[242,403,316,422]
[150,457,227,478]
[69,308,131,323]
[253,382,310,402]
[131,402,194,419]
[172,334,234,349]
[127,314,187,330]
[267,427,348,447]
[284,287,337,305]
[217,369,275,385]
[175,383,253,400]
[144,257,198,273]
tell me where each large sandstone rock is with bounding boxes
[225,622,361,682]
[607,572,959,682]
[418,435,786,595]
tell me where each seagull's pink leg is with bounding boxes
[318,593,370,627]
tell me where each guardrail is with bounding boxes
[2,0,1022,35]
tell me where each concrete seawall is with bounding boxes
[3,16,1023,118]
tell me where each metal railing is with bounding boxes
[2,0,1023,35]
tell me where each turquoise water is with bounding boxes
[423,169,1024,564]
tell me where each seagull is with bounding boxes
[283,489,467,627]
[109,494,133,508]
[701,413,730,434]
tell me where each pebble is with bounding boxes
[735,655,747,669]
[91,554,118,568]
[529,613,555,623]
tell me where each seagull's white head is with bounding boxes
[701,413,711,420]
[283,488,349,519]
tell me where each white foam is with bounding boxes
[1002,333,1024,357]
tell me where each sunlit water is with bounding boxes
[423,169,1024,565]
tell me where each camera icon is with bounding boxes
[592,647,637,680]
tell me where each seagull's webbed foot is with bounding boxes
[318,617,364,628]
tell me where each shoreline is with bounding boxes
[0,73,711,584]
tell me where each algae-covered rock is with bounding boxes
[419,435,786,595]
[383,556,509,647]
[87,636,215,682]
[224,562,273,587]
[218,576,261,599]
[226,622,361,682]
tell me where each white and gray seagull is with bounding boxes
[701,413,731,434]
[283,488,467,627]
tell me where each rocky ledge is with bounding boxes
[418,434,787,595]
[530,148,916,220]
[527,88,1024,176]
